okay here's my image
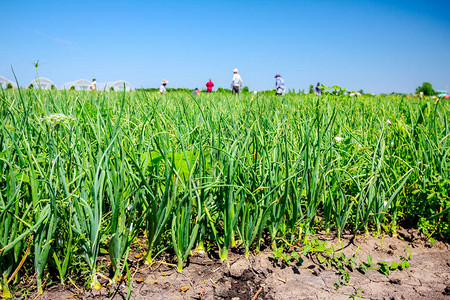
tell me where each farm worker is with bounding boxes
[231,68,243,94]
[206,79,214,92]
[90,78,97,91]
[274,74,286,95]
[315,82,322,96]
[191,88,201,95]
[160,79,168,94]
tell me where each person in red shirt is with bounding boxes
[206,79,214,92]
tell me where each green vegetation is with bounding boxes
[0,87,449,296]
[416,81,435,96]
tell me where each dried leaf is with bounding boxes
[180,286,189,292]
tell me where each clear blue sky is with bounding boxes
[1,0,449,93]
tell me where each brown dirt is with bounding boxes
[15,229,450,300]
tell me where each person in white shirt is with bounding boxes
[159,79,168,94]
[90,78,97,91]
[230,68,243,94]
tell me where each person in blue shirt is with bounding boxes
[275,74,286,96]
[315,82,322,96]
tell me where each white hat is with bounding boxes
[161,79,168,84]
[233,68,238,73]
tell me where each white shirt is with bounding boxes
[232,74,242,87]
[159,85,166,93]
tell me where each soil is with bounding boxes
[16,228,450,300]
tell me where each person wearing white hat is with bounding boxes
[230,68,243,94]
[159,79,168,94]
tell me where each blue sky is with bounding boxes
[1,0,449,93]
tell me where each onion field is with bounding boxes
[1,88,449,297]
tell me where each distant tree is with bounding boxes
[28,84,34,89]
[7,83,13,89]
[51,85,56,90]
[358,89,364,95]
[217,87,232,93]
[309,84,314,94]
[292,88,296,94]
[110,87,115,92]
[242,86,249,93]
[69,86,75,91]
[415,82,434,96]
[390,92,406,96]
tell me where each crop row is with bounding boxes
[0,89,448,296]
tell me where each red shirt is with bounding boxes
[206,80,214,92]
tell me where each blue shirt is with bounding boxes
[276,77,286,91]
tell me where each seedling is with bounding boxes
[377,261,390,276]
